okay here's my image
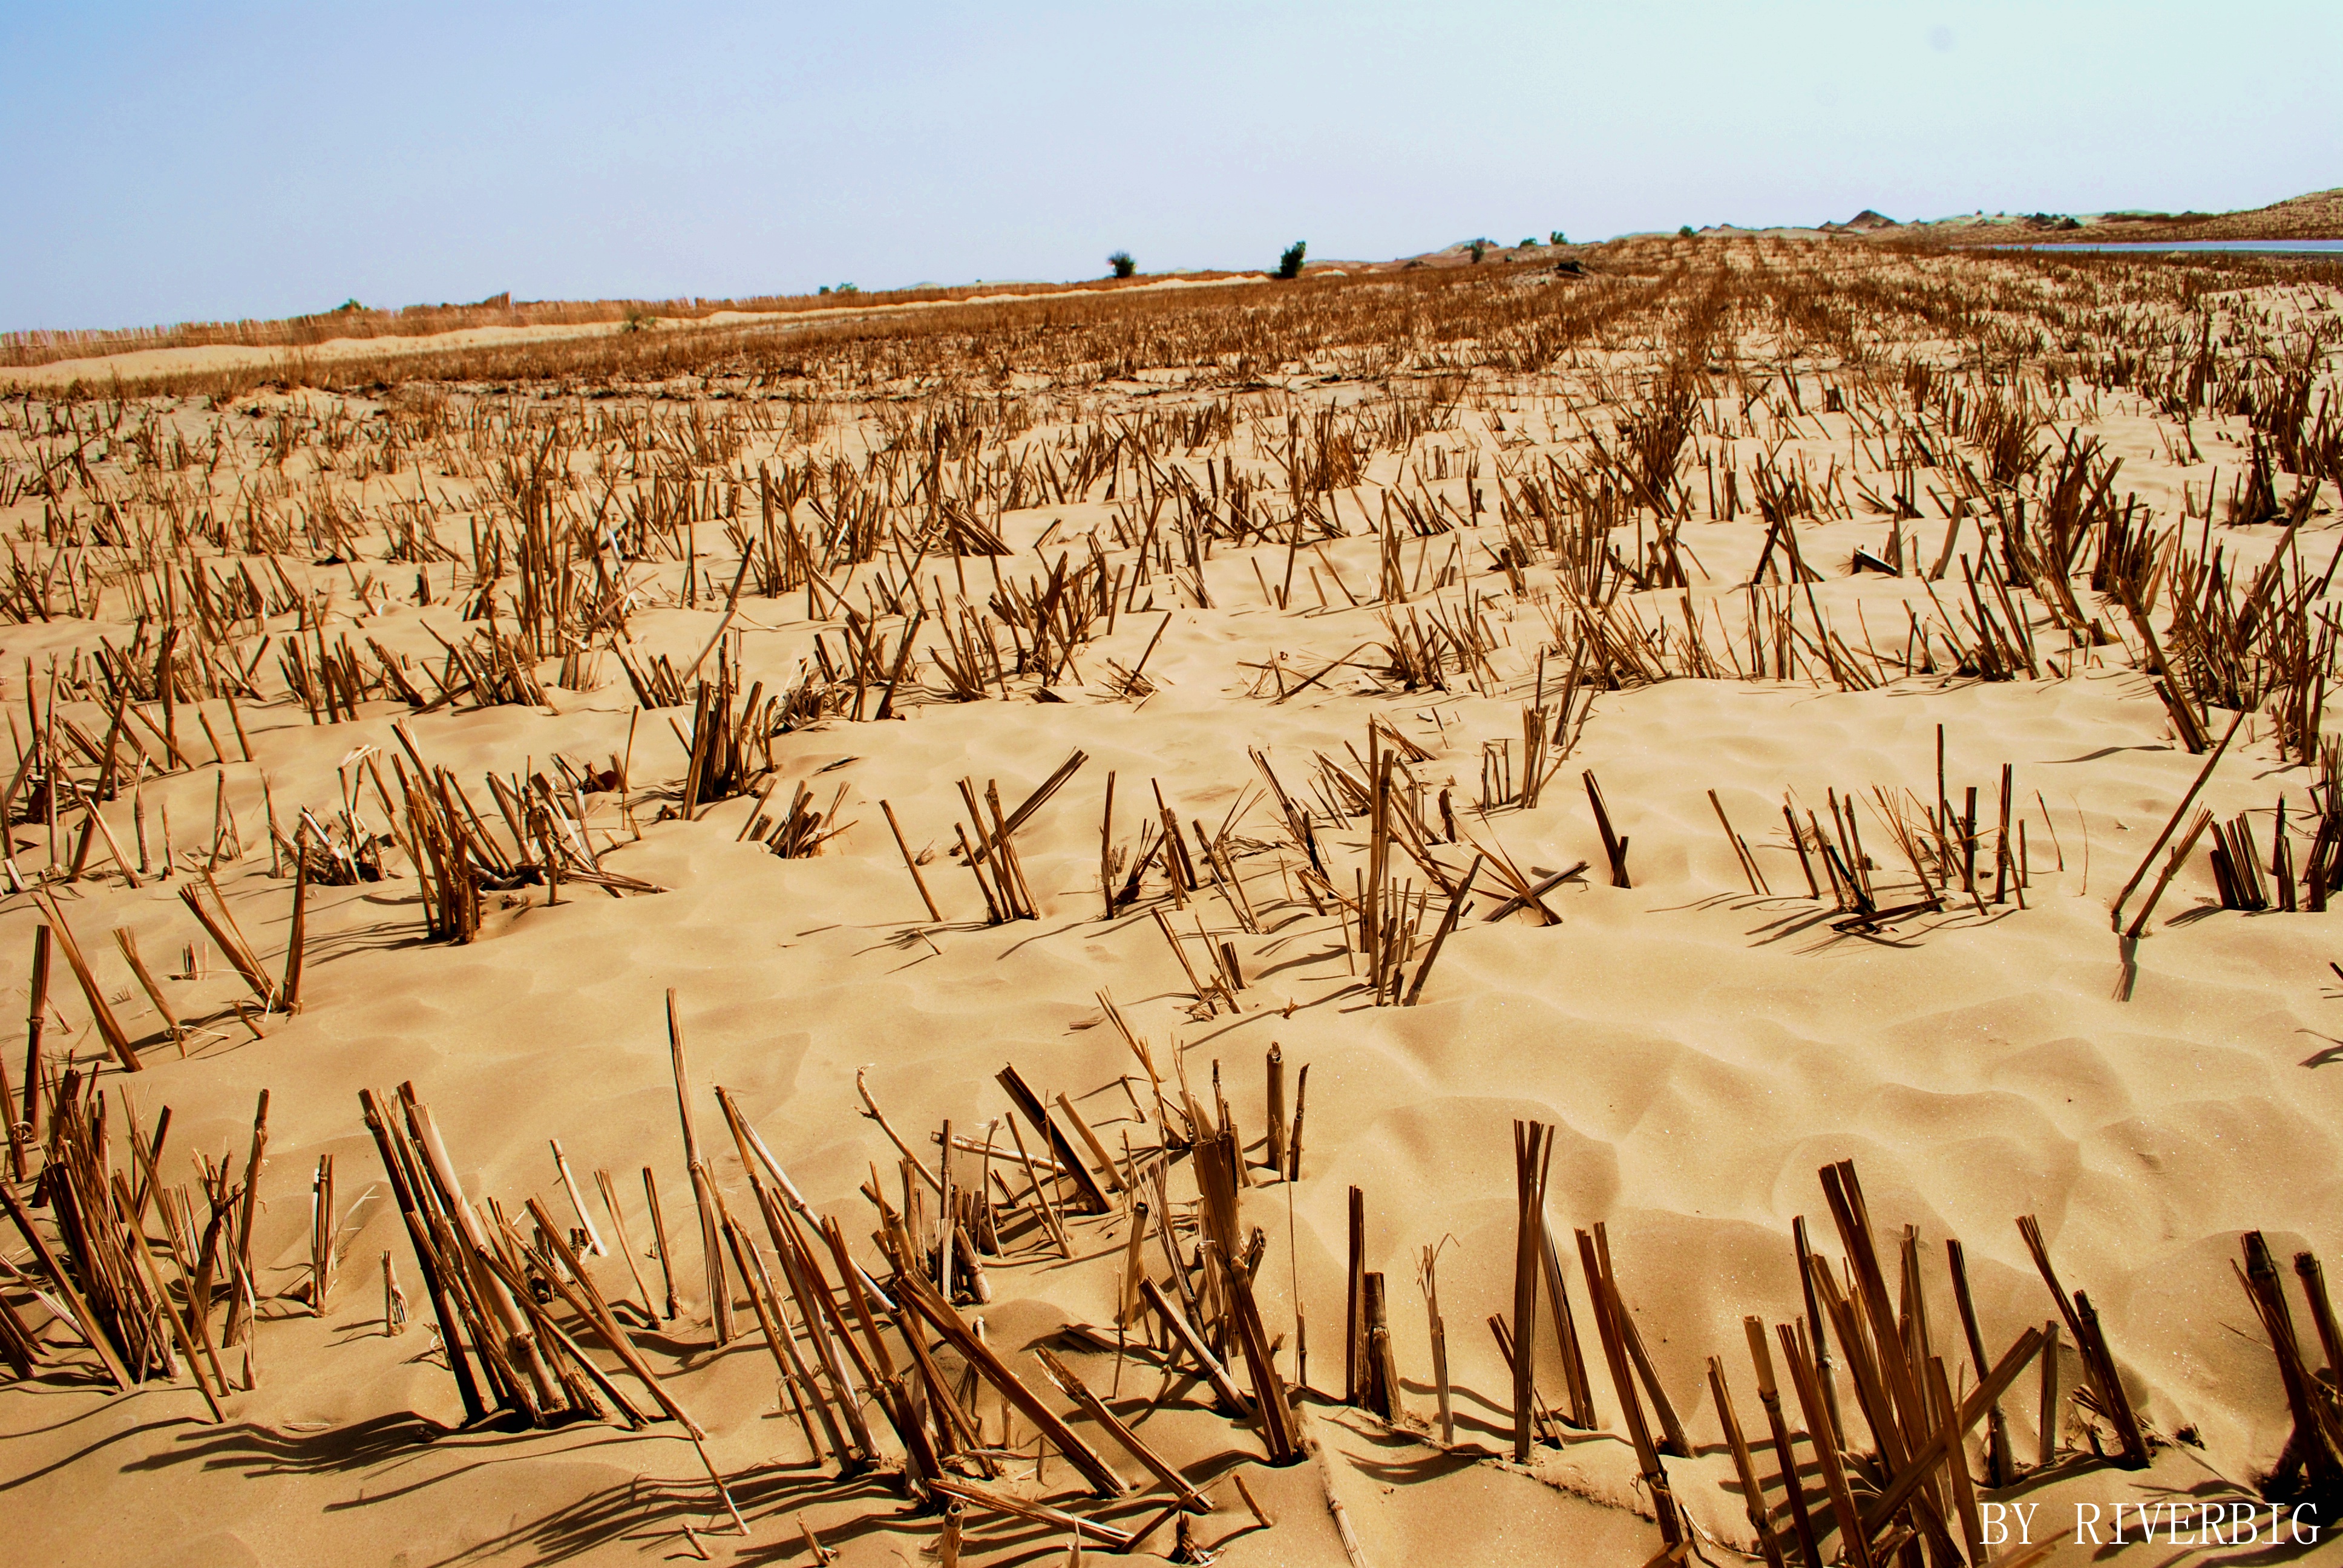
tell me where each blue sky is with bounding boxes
[3,2,2335,332]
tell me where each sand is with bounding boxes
[0,274,1269,390]
[2,243,2341,1566]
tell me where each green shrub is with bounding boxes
[1469,240,1486,264]
[1678,225,1696,238]
[1108,251,1136,279]
[1277,241,1307,279]
[1519,237,1540,249]
[1550,230,1568,246]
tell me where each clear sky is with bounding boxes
[3,2,2335,332]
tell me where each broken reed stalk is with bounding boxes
[1593,1224,1689,1456]
[1743,1317,1823,1568]
[1003,1111,1070,1256]
[1577,1224,1682,1547]
[24,925,51,1149]
[221,1088,269,1349]
[1813,1163,1984,1563]
[1709,788,1771,895]
[900,1266,1131,1497]
[1402,855,1481,1005]
[175,880,275,1010]
[1927,1353,1990,1566]
[111,1172,224,1420]
[0,1151,134,1391]
[880,799,942,923]
[643,1166,681,1319]
[281,857,309,1011]
[0,1036,18,1187]
[1583,769,1631,887]
[2237,1233,2343,1506]
[1858,1326,2046,1538]
[2016,1314,2054,1475]
[549,1138,606,1256]
[1421,1242,1453,1444]
[308,1153,336,1316]
[856,1068,942,1195]
[1775,1319,1869,1568]
[595,1168,659,1321]
[926,1478,1132,1549]
[1361,1271,1398,1419]
[1141,1276,1250,1415]
[1511,1120,1553,1462]
[1099,771,1116,920]
[1710,1357,1788,1568]
[2123,808,2215,940]
[1538,1221,1597,1429]
[359,1087,488,1422]
[1054,1091,1123,1195]
[995,1063,1110,1213]
[2296,1251,2343,1393]
[519,1198,744,1529]
[395,1088,569,1418]
[1032,1345,1211,1511]
[1791,1215,1843,1443]
[2015,1213,2148,1467]
[112,928,182,1053]
[1947,1237,2015,1485]
[1286,1061,1309,1181]
[720,1209,812,1451]
[1345,1184,1366,1406]
[666,990,733,1344]
[2109,706,2245,930]
[1264,1042,1286,1176]
[30,893,138,1070]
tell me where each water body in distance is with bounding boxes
[1993,240,2343,254]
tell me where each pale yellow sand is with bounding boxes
[0,274,1268,388]
[2,249,2339,1566]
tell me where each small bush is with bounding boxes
[621,307,657,333]
[1277,241,1307,279]
[1469,240,1486,264]
[1519,237,1540,249]
[1108,251,1136,279]
[1678,225,1696,238]
[1550,230,1568,246]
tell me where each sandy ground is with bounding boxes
[0,275,1268,389]
[4,256,2342,1566]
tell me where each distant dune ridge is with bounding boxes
[1786,185,2343,244]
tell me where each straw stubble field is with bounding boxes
[2,238,2342,1566]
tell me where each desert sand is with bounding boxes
[0,274,1268,391]
[2,238,2341,1566]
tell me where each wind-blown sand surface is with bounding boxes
[2,240,2341,1566]
[0,274,1270,390]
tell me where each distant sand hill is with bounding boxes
[1818,186,2343,245]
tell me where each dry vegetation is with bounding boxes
[5,238,2343,1565]
[1996,188,2343,247]
[0,275,1245,372]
